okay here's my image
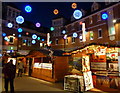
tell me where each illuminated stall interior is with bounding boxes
[26,49,70,82]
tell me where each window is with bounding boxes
[97,13,101,21]
[98,29,102,38]
[55,39,58,45]
[9,37,14,43]
[90,31,94,40]
[65,39,68,44]
[72,37,75,43]
[23,39,27,46]
[79,34,83,42]
[12,11,15,17]
[110,27,115,35]
[89,17,93,24]
[28,41,31,46]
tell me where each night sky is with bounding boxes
[12,2,93,28]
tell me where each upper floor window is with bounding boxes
[23,39,27,46]
[9,36,14,44]
[98,29,102,38]
[65,39,68,45]
[97,13,101,21]
[55,39,58,45]
[89,17,93,24]
[72,37,75,43]
[90,31,94,40]
[91,2,100,12]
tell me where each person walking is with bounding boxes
[17,59,24,77]
[2,59,16,93]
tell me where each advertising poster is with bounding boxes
[108,63,119,71]
[82,56,90,72]
[83,71,94,91]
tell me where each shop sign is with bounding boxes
[91,62,107,70]
[83,71,94,91]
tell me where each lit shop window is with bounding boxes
[65,39,68,45]
[23,39,27,46]
[98,29,102,38]
[97,13,101,21]
[90,31,94,40]
[89,17,93,24]
[110,27,115,35]
[40,43,43,47]
[55,39,58,45]
[72,37,75,43]
[79,34,83,42]
[9,36,14,44]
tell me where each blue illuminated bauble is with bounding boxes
[25,5,32,13]
[2,33,6,37]
[7,23,13,28]
[37,37,40,40]
[62,30,66,34]
[73,10,82,19]
[42,39,44,41]
[32,40,36,44]
[16,16,24,24]
[102,13,108,20]
[32,34,37,39]
[18,28,23,33]
[73,32,78,38]
[18,34,22,37]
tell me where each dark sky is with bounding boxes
[13,2,93,28]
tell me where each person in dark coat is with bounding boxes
[2,59,16,93]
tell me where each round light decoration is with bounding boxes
[25,5,32,13]
[42,39,44,41]
[26,32,29,35]
[32,40,36,44]
[32,34,37,39]
[73,10,82,19]
[73,32,78,38]
[62,30,66,34]
[18,34,22,37]
[71,3,77,9]
[18,28,23,33]
[7,23,13,28]
[102,13,108,20]
[4,36,9,41]
[37,37,40,40]
[53,9,59,15]
[16,16,24,24]
[50,27,54,31]
[2,33,6,37]
[36,22,41,27]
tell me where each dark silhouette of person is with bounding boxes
[3,59,16,93]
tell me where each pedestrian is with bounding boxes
[2,59,16,93]
[17,59,24,77]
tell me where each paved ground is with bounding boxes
[1,75,120,93]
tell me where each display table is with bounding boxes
[64,75,85,92]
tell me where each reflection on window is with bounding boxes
[98,29,102,38]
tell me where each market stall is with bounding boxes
[26,49,70,82]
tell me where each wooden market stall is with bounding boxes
[26,49,70,82]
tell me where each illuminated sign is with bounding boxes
[7,23,13,28]
[73,32,78,38]
[73,10,82,19]
[25,5,32,13]
[36,22,41,27]
[16,16,24,24]
[32,40,36,44]
[102,13,108,20]
[32,34,37,39]
[18,28,23,33]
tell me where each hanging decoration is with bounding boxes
[18,28,23,33]
[25,5,32,13]
[73,9,82,19]
[2,33,6,37]
[53,9,59,15]
[73,32,78,38]
[32,34,37,39]
[26,32,29,35]
[62,30,66,34]
[71,3,77,9]
[42,39,44,41]
[50,27,54,31]
[16,16,24,24]
[36,22,41,27]
[7,23,13,28]
[37,37,40,40]
[32,40,36,44]
[102,13,108,20]
[18,34,22,37]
